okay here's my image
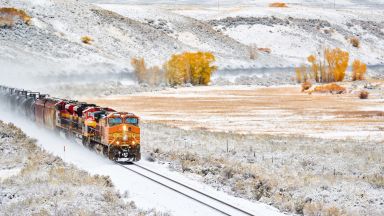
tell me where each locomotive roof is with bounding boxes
[107,112,139,118]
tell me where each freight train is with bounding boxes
[0,85,141,162]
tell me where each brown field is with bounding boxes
[88,84,384,215]
[88,85,384,141]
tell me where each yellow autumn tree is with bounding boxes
[352,59,367,81]
[307,54,319,82]
[164,52,217,86]
[131,58,147,84]
[131,58,164,86]
[295,64,308,83]
[324,48,349,82]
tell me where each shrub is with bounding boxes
[325,48,349,82]
[366,173,384,188]
[297,48,349,84]
[164,52,217,86]
[249,44,258,60]
[359,90,369,99]
[0,16,13,27]
[0,7,31,27]
[352,59,367,81]
[301,81,312,92]
[258,47,271,54]
[295,64,308,83]
[269,3,288,7]
[307,55,320,82]
[350,37,360,48]
[81,36,93,44]
[131,58,164,86]
[313,83,346,94]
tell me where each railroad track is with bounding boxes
[114,162,255,216]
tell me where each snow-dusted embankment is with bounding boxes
[0,109,285,216]
[0,121,149,215]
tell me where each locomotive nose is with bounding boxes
[123,134,128,141]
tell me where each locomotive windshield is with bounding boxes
[109,117,122,126]
[125,117,138,126]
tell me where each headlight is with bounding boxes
[123,135,128,141]
[132,141,135,145]
[123,125,127,131]
[116,141,120,145]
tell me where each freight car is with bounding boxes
[0,85,141,162]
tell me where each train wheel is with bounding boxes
[107,147,117,161]
[94,144,104,155]
[82,136,90,146]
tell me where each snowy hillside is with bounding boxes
[1,0,383,89]
[173,2,384,66]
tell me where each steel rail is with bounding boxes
[133,163,254,216]
[115,162,234,215]
[115,162,254,216]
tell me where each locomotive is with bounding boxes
[0,85,141,162]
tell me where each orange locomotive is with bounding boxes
[0,86,141,162]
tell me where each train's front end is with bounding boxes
[103,112,141,162]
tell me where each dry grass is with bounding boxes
[366,174,384,188]
[0,7,31,27]
[269,3,288,8]
[0,121,154,215]
[350,37,360,48]
[359,90,369,99]
[313,83,346,94]
[81,36,93,44]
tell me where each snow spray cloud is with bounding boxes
[0,96,110,168]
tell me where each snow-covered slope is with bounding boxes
[172,3,384,66]
[1,0,383,88]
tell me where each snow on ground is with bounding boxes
[138,122,384,216]
[0,121,149,215]
[172,3,384,66]
[1,0,384,91]
[89,83,384,142]
[0,109,285,216]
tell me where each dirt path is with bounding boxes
[88,85,384,141]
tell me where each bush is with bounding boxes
[307,55,320,82]
[258,47,271,54]
[81,36,93,44]
[131,58,164,86]
[359,90,369,99]
[298,48,349,83]
[301,81,312,92]
[164,52,217,86]
[350,37,360,48]
[313,83,346,94]
[366,173,384,188]
[325,48,349,82]
[0,7,31,27]
[249,44,258,60]
[295,64,308,83]
[269,3,288,7]
[352,59,367,81]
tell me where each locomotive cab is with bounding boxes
[101,112,141,161]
